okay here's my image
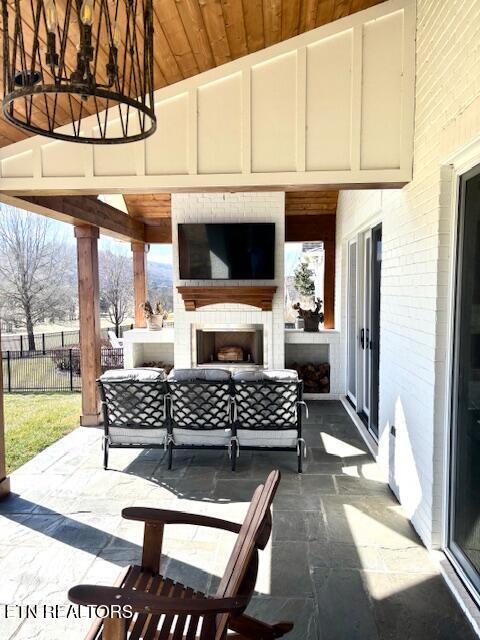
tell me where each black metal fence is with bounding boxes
[2,348,124,393]
[1,324,134,353]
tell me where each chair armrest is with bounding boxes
[122,507,242,534]
[68,585,248,616]
[297,400,309,419]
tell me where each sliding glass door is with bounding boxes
[449,165,480,595]
[346,225,382,439]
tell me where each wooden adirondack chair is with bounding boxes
[68,470,293,640]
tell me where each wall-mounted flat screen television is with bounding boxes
[178,222,275,280]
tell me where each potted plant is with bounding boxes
[292,298,324,332]
[141,301,169,331]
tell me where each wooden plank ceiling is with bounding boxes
[124,194,172,224]
[0,0,385,148]
[122,191,338,233]
[123,191,338,220]
[285,191,338,216]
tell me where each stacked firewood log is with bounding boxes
[217,346,244,362]
[290,362,330,393]
[142,361,174,374]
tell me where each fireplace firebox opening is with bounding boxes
[196,327,264,366]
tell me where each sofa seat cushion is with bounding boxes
[236,429,298,448]
[108,427,167,446]
[100,368,167,382]
[173,428,232,447]
[168,368,231,382]
[232,369,298,382]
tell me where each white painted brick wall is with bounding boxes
[171,192,285,369]
[336,0,480,553]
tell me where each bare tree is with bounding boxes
[0,206,71,350]
[100,249,133,336]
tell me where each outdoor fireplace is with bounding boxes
[195,326,264,366]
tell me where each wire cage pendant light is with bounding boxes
[1,0,156,144]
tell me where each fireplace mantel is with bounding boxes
[177,286,277,311]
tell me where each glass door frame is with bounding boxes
[361,232,372,420]
[346,238,359,407]
[447,162,480,599]
[345,223,382,441]
[369,223,382,438]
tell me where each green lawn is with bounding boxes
[4,393,81,473]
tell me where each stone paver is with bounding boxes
[0,401,476,639]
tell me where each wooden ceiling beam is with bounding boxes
[285,213,336,242]
[0,182,405,198]
[144,219,173,243]
[0,194,145,242]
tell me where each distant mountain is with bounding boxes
[147,261,173,310]
[148,261,173,286]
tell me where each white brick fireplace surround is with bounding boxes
[171,192,285,369]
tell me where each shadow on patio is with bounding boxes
[0,401,476,639]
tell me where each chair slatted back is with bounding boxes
[214,470,281,639]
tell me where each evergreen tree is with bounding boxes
[293,260,315,298]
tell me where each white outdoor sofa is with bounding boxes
[98,367,308,472]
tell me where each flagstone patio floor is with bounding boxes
[0,401,476,639]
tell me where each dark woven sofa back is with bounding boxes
[168,368,232,430]
[98,369,167,429]
[233,370,300,430]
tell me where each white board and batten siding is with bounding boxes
[0,0,415,193]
